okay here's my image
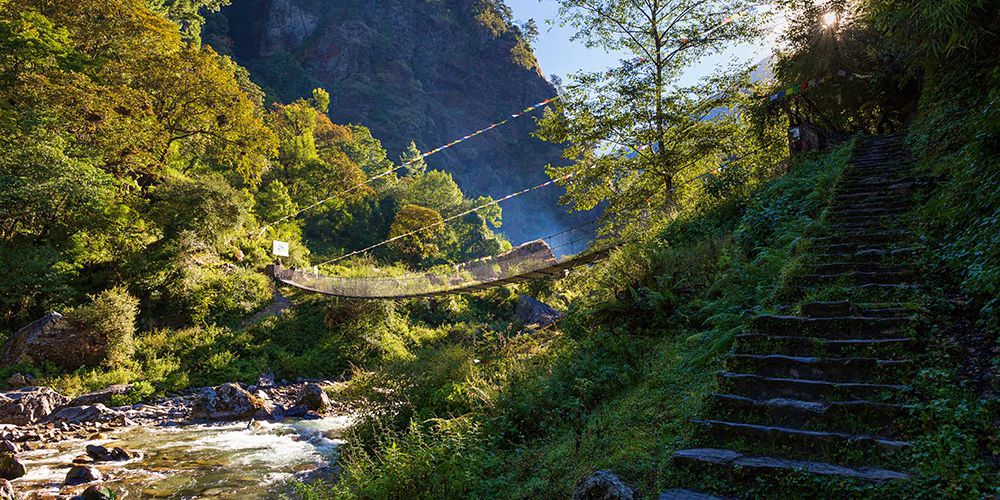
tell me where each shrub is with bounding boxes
[67,287,139,366]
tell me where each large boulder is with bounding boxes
[86,444,136,462]
[65,465,103,486]
[65,384,133,407]
[46,404,121,424]
[0,479,14,500]
[191,383,274,421]
[0,386,68,425]
[295,383,331,413]
[515,295,564,329]
[572,470,639,500]
[78,485,116,500]
[0,312,95,369]
[0,452,25,480]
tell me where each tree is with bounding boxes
[146,0,232,44]
[388,205,445,264]
[537,0,773,234]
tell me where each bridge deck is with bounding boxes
[270,248,611,299]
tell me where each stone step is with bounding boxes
[733,334,917,359]
[800,301,915,319]
[827,209,908,223]
[717,372,911,402]
[753,315,913,339]
[691,419,911,464]
[833,194,906,205]
[725,354,912,384]
[672,448,910,482]
[836,181,914,194]
[808,243,905,257]
[706,393,909,435]
[659,489,730,500]
[810,247,916,264]
[812,231,909,247]
[794,271,912,287]
[829,220,893,231]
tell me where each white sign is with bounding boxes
[272,240,290,257]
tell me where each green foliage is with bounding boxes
[67,287,140,366]
[150,174,249,245]
[388,205,446,264]
[314,142,847,498]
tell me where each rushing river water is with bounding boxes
[13,416,352,499]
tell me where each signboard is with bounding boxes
[272,240,290,257]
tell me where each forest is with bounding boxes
[0,0,997,498]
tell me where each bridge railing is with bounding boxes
[269,240,564,298]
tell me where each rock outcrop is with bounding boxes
[66,385,133,408]
[515,294,563,329]
[46,404,121,424]
[212,0,589,244]
[0,452,25,480]
[65,465,103,486]
[86,444,136,462]
[572,470,639,500]
[191,383,274,421]
[0,312,108,370]
[0,387,68,425]
[0,479,14,500]
[295,383,331,412]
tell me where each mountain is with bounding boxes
[206,0,588,245]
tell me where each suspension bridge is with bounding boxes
[263,6,770,299]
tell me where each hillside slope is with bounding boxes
[207,0,584,244]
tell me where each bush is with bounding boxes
[67,287,139,366]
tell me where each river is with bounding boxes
[13,416,352,498]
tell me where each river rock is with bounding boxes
[65,465,103,486]
[0,386,68,424]
[0,479,14,500]
[515,295,564,329]
[77,485,116,500]
[5,374,28,388]
[86,444,135,462]
[46,404,121,424]
[572,470,638,500]
[0,312,100,369]
[0,452,25,480]
[0,441,16,454]
[66,384,133,407]
[295,383,330,412]
[191,383,273,421]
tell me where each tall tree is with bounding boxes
[537,0,775,233]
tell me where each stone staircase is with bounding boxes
[664,136,921,498]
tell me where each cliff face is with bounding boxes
[211,0,584,245]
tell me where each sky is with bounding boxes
[505,0,783,86]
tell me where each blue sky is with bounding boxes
[506,0,782,86]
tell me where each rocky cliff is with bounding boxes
[208,0,587,245]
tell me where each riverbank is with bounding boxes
[0,378,352,498]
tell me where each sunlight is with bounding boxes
[822,11,839,29]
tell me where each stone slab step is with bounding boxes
[733,334,917,359]
[793,271,912,287]
[812,231,909,247]
[804,262,909,275]
[672,448,910,482]
[799,301,915,319]
[753,315,913,339]
[837,181,914,194]
[706,394,908,435]
[828,206,908,218]
[810,248,916,264]
[691,419,911,463]
[725,354,912,383]
[659,489,731,500]
[717,372,910,402]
